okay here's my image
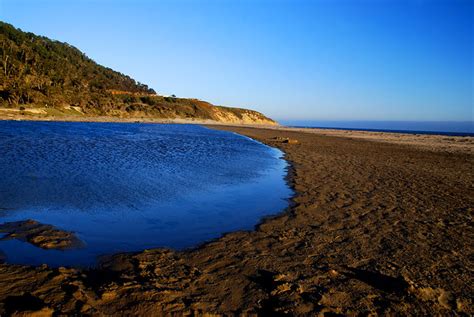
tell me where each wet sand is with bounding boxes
[0,125,472,315]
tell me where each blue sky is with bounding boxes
[1,0,472,121]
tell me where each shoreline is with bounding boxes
[0,113,279,127]
[2,116,472,153]
[0,124,472,315]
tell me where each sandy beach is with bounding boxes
[0,125,472,316]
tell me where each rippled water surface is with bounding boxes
[0,121,291,266]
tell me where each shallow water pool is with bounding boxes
[0,121,292,267]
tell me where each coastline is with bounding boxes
[0,112,278,127]
[0,124,472,315]
[2,114,470,153]
[251,125,474,154]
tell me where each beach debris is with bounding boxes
[0,219,84,250]
[272,136,299,144]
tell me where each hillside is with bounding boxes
[0,22,276,125]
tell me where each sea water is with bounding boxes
[280,120,474,136]
[0,121,292,267]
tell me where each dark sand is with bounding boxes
[0,125,472,316]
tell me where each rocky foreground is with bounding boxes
[0,126,472,316]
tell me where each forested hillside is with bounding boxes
[0,22,276,124]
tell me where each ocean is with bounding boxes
[280,120,474,136]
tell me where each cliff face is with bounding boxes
[211,107,277,125]
[0,22,277,125]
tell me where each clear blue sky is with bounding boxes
[1,0,472,121]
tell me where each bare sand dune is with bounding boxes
[0,125,472,316]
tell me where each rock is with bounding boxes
[271,136,299,144]
[283,139,299,144]
[0,220,84,250]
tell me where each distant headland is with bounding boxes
[0,22,276,125]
